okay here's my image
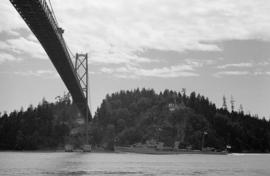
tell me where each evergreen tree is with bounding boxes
[1,89,269,153]
[222,96,227,110]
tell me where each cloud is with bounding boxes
[0,53,22,64]
[13,0,266,66]
[214,71,250,77]
[136,65,198,78]
[185,58,217,67]
[0,0,26,33]
[2,0,270,67]
[258,61,269,66]
[100,67,114,74]
[0,37,47,60]
[13,70,59,79]
[100,64,199,78]
[254,71,270,76]
[99,58,203,78]
[217,62,253,69]
[89,52,156,65]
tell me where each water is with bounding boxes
[0,152,270,176]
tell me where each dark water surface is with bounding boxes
[0,152,270,176]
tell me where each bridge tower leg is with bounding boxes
[75,53,91,151]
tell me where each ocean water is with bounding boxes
[0,152,270,176]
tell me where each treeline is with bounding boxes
[92,89,270,152]
[0,94,77,150]
[1,89,270,152]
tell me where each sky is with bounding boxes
[0,0,270,118]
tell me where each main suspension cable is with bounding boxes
[47,0,59,27]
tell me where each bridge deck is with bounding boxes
[10,0,91,118]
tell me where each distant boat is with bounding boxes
[64,144,91,152]
[64,144,73,152]
[114,146,228,155]
[82,145,91,152]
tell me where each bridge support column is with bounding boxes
[75,53,91,152]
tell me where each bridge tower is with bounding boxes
[9,0,92,152]
[75,53,91,151]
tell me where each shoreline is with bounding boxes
[0,149,269,155]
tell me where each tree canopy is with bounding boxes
[92,88,270,152]
[1,89,270,153]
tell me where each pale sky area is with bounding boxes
[0,0,270,118]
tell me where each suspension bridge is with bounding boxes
[9,0,91,148]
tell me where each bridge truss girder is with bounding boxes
[9,0,91,120]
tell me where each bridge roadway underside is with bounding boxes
[10,0,91,118]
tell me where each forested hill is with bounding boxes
[93,89,270,152]
[0,94,77,150]
[1,89,270,152]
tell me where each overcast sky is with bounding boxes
[0,0,270,118]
